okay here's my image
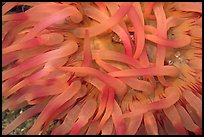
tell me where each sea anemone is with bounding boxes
[2,2,202,135]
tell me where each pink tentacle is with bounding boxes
[71,3,133,38]
[97,88,115,132]
[163,105,187,135]
[127,6,145,59]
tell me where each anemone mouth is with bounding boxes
[2,2,202,135]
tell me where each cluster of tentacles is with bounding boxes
[2,2,202,135]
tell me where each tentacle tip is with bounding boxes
[194,128,202,135]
